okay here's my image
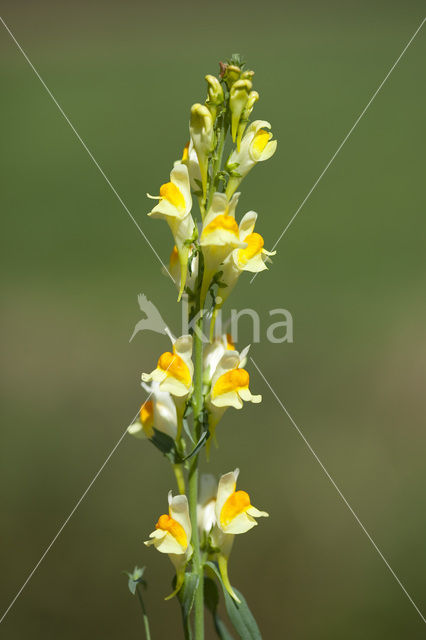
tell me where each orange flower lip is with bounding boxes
[159,182,186,212]
[220,490,251,528]
[156,514,187,548]
[202,214,239,238]
[238,232,264,265]
[140,400,154,437]
[158,351,191,386]
[140,400,154,425]
[212,368,249,398]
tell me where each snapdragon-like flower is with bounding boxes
[215,469,268,601]
[142,335,193,398]
[226,120,277,197]
[215,469,268,535]
[199,192,246,306]
[127,381,177,441]
[213,210,276,313]
[142,335,193,435]
[208,350,259,410]
[190,103,214,200]
[197,470,268,602]
[205,348,258,457]
[147,163,195,301]
[145,492,192,599]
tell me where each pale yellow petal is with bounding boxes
[247,506,269,518]
[222,511,258,535]
[169,493,192,543]
[211,390,243,409]
[215,470,239,523]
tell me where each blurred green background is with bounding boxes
[1,1,425,638]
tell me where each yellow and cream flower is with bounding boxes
[147,163,195,300]
[213,210,276,312]
[142,335,193,398]
[215,469,268,535]
[214,469,268,601]
[205,348,258,458]
[199,192,246,306]
[142,334,193,437]
[145,491,192,599]
[208,351,260,411]
[226,120,277,198]
[189,103,214,199]
[127,381,177,441]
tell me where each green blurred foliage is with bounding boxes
[1,1,425,638]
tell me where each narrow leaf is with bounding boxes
[182,430,210,461]
[176,572,199,640]
[204,576,220,613]
[182,417,195,443]
[205,561,262,640]
[214,614,235,640]
[224,587,261,640]
[204,577,235,640]
[150,429,179,462]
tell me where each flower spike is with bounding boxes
[132,55,278,635]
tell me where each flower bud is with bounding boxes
[229,79,252,144]
[189,103,214,199]
[205,74,224,120]
[236,90,259,151]
[241,70,255,81]
[223,64,241,88]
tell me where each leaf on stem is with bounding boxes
[204,577,235,640]
[176,572,200,640]
[182,429,210,461]
[205,561,262,640]
[150,428,181,463]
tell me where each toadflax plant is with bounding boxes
[126,54,277,639]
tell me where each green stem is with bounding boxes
[189,306,205,639]
[136,585,152,640]
[206,114,228,212]
[188,105,228,640]
[173,463,186,494]
[187,248,205,638]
